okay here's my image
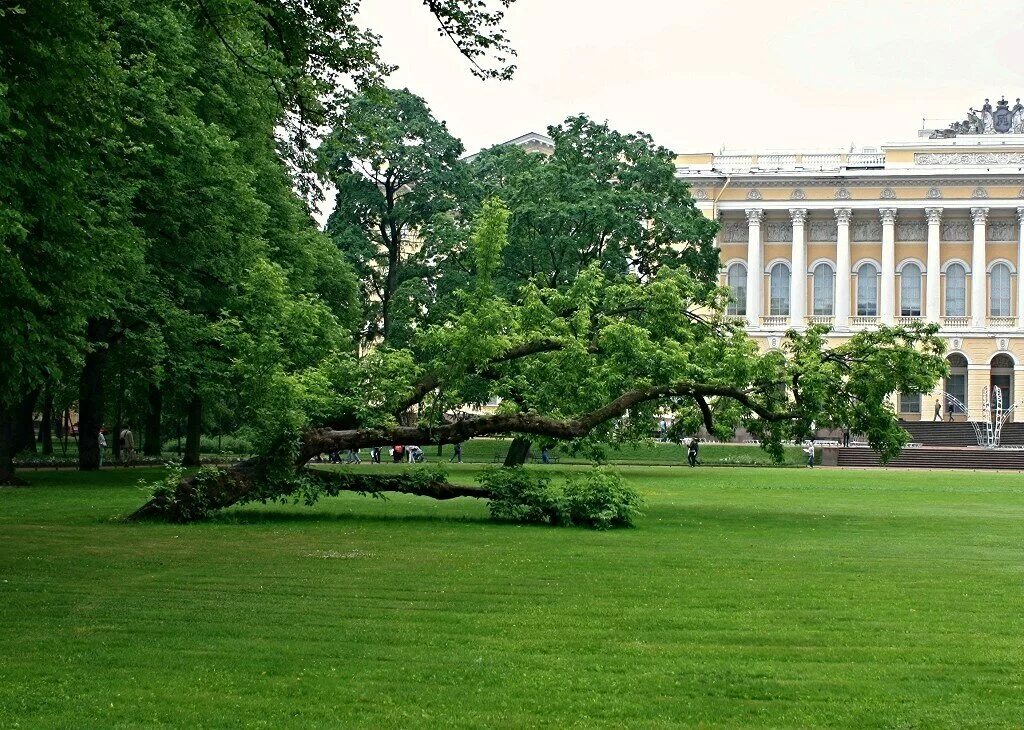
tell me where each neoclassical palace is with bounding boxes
[675,101,1024,421]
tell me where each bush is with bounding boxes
[147,465,224,522]
[561,467,643,529]
[480,467,560,525]
[161,433,253,455]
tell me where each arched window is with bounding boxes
[856,263,878,316]
[900,263,922,317]
[769,263,790,316]
[726,263,746,316]
[812,262,834,316]
[990,262,1012,317]
[945,353,968,415]
[945,263,966,317]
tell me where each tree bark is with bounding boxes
[503,437,531,466]
[13,388,39,454]
[143,384,162,456]
[79,320,113,471]
[0,403,23,485]
[39,389,54,455]
[182,392,202,466]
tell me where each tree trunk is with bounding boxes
[503,437,532,466]
[39,389,54,455]
[128,461,489,522]
[143,384,162,456]
[0,403,23,485]
[182,392,202,466]
[79,322,112,471]
[13,388,39,454]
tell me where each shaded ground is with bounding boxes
[2,465,1023,727]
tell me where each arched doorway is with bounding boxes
[945,353,968,420]
[990,353,1014,414]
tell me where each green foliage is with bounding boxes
[146,465,223,523]
[561,467,643,529]
[481,467,560,524]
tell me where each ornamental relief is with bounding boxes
[791,188,806,200]
[988,220,1017,241]
[941,220,971,241]
[764,222,793,243]
[746,189,763,200]
[809,220,838,242]
[896,220,927,241]
[722,221,747,243]
[915,152,1024,165]
[926,187,943,199]
[851,219,882,242]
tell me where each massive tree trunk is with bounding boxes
[127,462,488,521]
[0,403,23,485]
[503,437,531,466]
[79,320,114,471]
[13,388,39,454]
[38,389,54,456]
[143,384,162,456]
[182,392,202,467]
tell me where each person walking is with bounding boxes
[97,427,107,468]
[393,444,404,463]
[370,446,381,464]
[687,437,699,467]
[346,449,361,464]
[804,440,815,468]
[933,399,942,421]
[119,426,135,466]
[541,446,551,464]
[449,442,463,463]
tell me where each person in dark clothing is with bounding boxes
[370,447,381,464]
[541,446,551,464]
[842,430,850,447]
[687,437,699,467]
[393,444,404,463]
[449,442,463,463]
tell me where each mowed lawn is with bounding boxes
[2,466,1024,728]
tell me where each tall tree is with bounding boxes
[322,87,467,345]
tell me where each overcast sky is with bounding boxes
[357,0,1024,155]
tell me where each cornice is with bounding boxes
[683,174,1024,188]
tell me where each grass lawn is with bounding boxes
[2,465,1024,727]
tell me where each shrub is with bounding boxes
[561,467,643,529]
[480,467,560,525]
[147,465,224,522]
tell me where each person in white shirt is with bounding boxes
[97,428,107,468]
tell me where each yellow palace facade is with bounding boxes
[677,100,1024,421]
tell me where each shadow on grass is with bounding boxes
[211,508,494,527]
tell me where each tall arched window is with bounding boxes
[769,263,790,316]
[726,263,746,316]
[945,263,967,317]
[812,262,834,316]
[990,262,1012,317]
[856,263,878,316]
[900,263,922,317]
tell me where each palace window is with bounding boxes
[769,263,790,316]
[900,263,922,317]
[812,262,834,316]
[856,262,878,316]
[990,262,1012,317]
[945,353,968,414]
[898,392,922,414]
[945,263,966,317]
[726,262,746,315]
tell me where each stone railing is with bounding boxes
[851,315,879,326]
[847,152,885,167]
[806,315,834,325]
[760,315,788,328]
[988,316,1017,328]
[942,316,970,328]
[897,315,923,326]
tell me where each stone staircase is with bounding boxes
[835,446,1024,470]
[899,420,1024,447]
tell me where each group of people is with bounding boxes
[96,426,135,467]
[312,442,466,465]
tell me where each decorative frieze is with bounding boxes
[722,221,747,243]
[941,220,971,241]
[835,187,851,200]
[791,188,806,200]
[926,187,943,199]
[764,221,793,242]
[746,189,763,201]
[809,219,837,241]
[896,219,927,241]
[852,218,882,242]
[988,220,1017,241]
[880,186,897,199]
[693,188,709,201]
[972,186,990,199]
[915,152,1024,165]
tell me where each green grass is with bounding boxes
[2,465,1024,727]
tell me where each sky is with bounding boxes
[356,0,1024,155]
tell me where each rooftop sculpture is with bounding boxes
[931,97,1024,138]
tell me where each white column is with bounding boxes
[880,208,897,325]
[745,208,763,329]
[834,208,851,330]
[925,207,942,323]
[789,208,807,328]
[1017,208,1024,329]
[971,207,988,328]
